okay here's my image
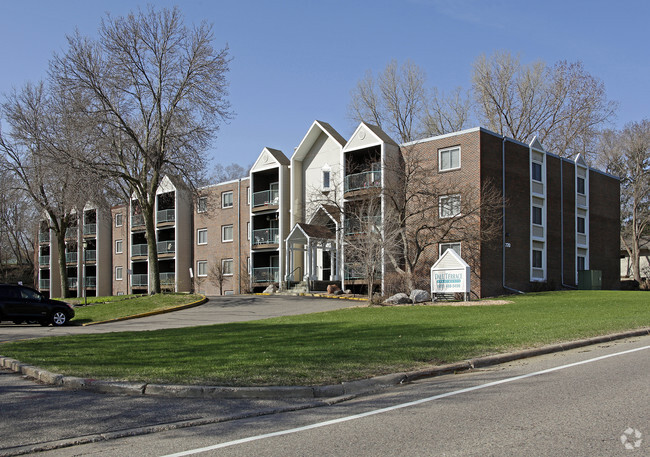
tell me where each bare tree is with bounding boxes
[50,6,232,294]
[597,121,650,283]
[0,82,98,297]
[209,261,225,295]
[208,162,251,185]
[424,87,473,137]
[472,51,617,160]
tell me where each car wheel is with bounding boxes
[51,311,68,326]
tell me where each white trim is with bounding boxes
[197,196,207,213]
[196,260,207,277]
[529,143,547,282]
[115,239,123,254]
[575,157,590,284]
[439,194,461,219]
[115,266,123,281]
[438,146,461,172]
[221,191,234,209]
[439,242,461,257]
[222,258,234,276]
[222,224,234,243]
[197,228,207,245]
[115,213,123,227]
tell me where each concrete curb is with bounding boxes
[2,327,648,402]
[253,292,368,301]
[80,295,208,326]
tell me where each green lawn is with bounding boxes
[70,294,204,324]
[2,290,648,386]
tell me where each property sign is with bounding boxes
[431,249,470,298]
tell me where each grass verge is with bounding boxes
[1,290,648,386]
[70,294,204,324]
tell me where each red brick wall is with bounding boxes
[589,170,620,289]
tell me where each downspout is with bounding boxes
[502,136,524,294]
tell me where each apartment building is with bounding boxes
[194,177,250,295]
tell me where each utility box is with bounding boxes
[578,270,602,290]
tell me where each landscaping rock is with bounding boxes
[344,289,352,295]
[384,293,411,305]
[410,289,431,303]
[263,284,277,294]
[327,284,340,294]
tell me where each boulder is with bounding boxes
[344,289,352,295]
[327,284,341,295]
[263,284,277,294]
[384,293,411,305]
[410,289,431,304]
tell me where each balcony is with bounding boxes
[344,170,382,193]
[157,209,175,223]
[131,214,145,228]
[38,255,50,266]
[65,227,78,239]
[252,228,279,247]
[160,272,175,285]
[83,224,96,236]
[157,240,175,255]
[38,232,50,243]
[84,250,96,262]
[65,252,78,264]
[252,189,279,208]
[132,274,148,287]
[253,266,279,283]
[39,279,50,290]
[83,276,96,288]
[67,278,78,289]
[344,216,382,235]
[132,243,148,257]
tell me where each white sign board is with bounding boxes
[431,249,471,299]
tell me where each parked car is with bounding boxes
[0,284,75,326]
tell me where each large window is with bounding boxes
[532,206,543,225]
[222,224,233,242]
[197,228,207,245]
[222,191,233,208]
[222,258,234,276]
[531,162,543,182]
[439,195,461,218]
[532,249,543,269]
[439,146,460,172]
[577,216,586,234]
[197,197,207,213]
[197,260,207,277]
[115,239,123,254]
[439,242,461,256]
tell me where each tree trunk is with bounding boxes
[144,205,161,294]
[56,231,69,298]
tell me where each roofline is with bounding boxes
[198,176,250,190]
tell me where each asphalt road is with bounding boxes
[3,334,649,456]
[0,294,361,343]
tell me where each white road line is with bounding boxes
[161,344,650,457]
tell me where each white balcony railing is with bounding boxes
[157,240,175,254]
[38,255,50,266]
[252,189,279,208]
[253,267,279,283]
[39,279,50,289]
[132,274,148,287]
[157,209,175,223]
[84,250,96,262]
[65,252,78,264]
[252,228,279,246]
[132,244,148,257]
[83,224,96,236]
[344,170,382,193]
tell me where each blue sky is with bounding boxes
[1,0,648,172]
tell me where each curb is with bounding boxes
[253,292,368,301]
[80,295,208,326]
[2,327,648,401]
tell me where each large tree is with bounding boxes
[51,6,232,293]
[597,121,650,283]
[472,51,617,160]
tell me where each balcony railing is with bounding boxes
[38,232,50,243]
[84,250,96,262]
[132,243,148,257]
[253,266,279,283]
[65,227,78,239]
[83,224,96,236]
[160,272,175,285]
[131,214,145,228]
[252,228,279,246]
[157,240,175,254]
[252,189,279,208]
[132,274,148,287]
[344,170,382,193]
[344,265,373,280]
[157,209,175,223]
[38,255,50,266]
[65,252,78,264]
[67,278,78,289]
[83,276,96,288]
[344,216,382,235]
[39,279,50,290]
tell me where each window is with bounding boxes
[577,255,586,271]
[439,195,461,218]
[222,224,233,242]
[439,146,461,171]
[577,216,586,234]
[222,191,233,208]
[577,177,585,195]
[532,206,543,225]
[115,239,123,254]
[322,170,331,191]
[531,162,542,182]
[115,266,123,281]
[197,228,207,245]
[247,222,250,240]
[247,187,250,205]
[532,249,543,269]
[222,258,234,276]
[439,242,461,257]
[115,213,123,227]
[197,260,207,277]
[197,197,207,213]
[224,290,234,295]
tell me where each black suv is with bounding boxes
[0,284,75,326]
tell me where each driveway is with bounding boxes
[0,295,362,343]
